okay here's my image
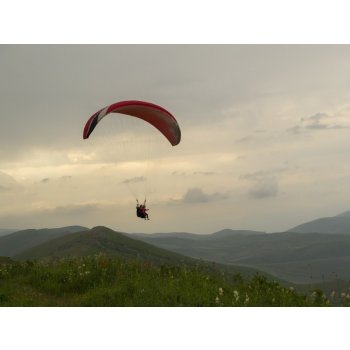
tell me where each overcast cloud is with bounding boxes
[2,45,350,233]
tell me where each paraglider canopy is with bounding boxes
[83,100,181,146]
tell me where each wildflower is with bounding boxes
[244,293,249,304]
[215,296,220,304]
[219,288,224,296]
[143,261,152,269]
[341,292,346,298]
[99,260,108,268]
[289,287,294,291]
[330,291,336,298]
[233,290,239,302]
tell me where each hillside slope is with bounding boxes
[15,226,194,264]
[287,212,350,234]
[14,226,283,284]
[0,226,88,257]
[133,231,350,283]
[0,229,18,237]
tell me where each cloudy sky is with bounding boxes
[1,45,350,233]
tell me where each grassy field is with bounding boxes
[0,254,344,307]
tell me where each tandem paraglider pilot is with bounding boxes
[136,199,150,220]
[83,100,181,223]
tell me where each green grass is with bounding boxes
[0,254,342,306]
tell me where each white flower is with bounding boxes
[233,290,239,302]
[219,288,224,296]
[215,296,220,304]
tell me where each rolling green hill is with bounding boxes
[132,231,350,283]
[6,222,350,284]
[14,226,193,264]
[13,226,284,284]
[287,211,350,234]
[0,229,18,237]
[0,226,88,257]
[2,226,349,305]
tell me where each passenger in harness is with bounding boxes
[136,199,150,220]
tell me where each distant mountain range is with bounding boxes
[129,211,350,283]
[133,229,266,239]
[133,231,350,283]
[1,210,350,284]
[9,226,272,282]
[287,211,350,234]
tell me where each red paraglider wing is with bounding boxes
[83,100,181,146]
